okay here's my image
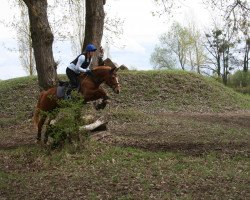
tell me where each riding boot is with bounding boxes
[65,87,72,99]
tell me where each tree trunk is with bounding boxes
[23,0,58,90]
[216,55,221,77]
[243,42,249,72]
[83,0,105,67]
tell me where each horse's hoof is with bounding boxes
[94,103,106,110]
[93,102,101,110]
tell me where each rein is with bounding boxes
[79,67,119,90]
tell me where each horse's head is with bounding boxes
[92,66,121,94]
[107,67,120,94]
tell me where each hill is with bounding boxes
[0,70,249,199]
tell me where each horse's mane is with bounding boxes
[78,66,117,80]
[92,66,112,71]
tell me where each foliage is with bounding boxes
[45,92,86,148]
[150,46,176,69]
[151,21,207,73]
[152,0,249,83]
[228,70,250,93]
[151,22,190,70]
[203,0,250,80]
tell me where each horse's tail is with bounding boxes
[33,91,44,127]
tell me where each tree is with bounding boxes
[204,23,237,84]
[152,0,185,17]
[67,0,123,56]
[243,38,250,72]
[22,0,57,90]
[17,1,36,76]
[102,2,124,49]
[0,1,36,76]
[151,22,201,71]
[186,21,207,74]
[83,0,106,67]
[153,0,249,21]
[150,46,176,69]
[203,0,250,28]
[204,29,223,77]
[65,0,86,55]
[238,15,250,72]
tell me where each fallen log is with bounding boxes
[50,116,107,132]
[79,118,108,132]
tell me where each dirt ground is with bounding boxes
[0,110,249,200]
[1,110,249,153]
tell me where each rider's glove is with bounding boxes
[85,69,92,76]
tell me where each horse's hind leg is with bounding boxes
[37,116,46,142]
[43,116,51,144]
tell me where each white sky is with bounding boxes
[0,0,212,80]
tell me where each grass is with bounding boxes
[0,71,249,199]
[114,70,250,112]
[0,76,39,127]
[0,142,249,199]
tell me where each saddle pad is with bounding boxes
[57,86,65,98]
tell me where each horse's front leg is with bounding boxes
[93,96,109,110]
[83,88,109,110]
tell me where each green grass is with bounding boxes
[1,71,249,127]
[0,71,249,199]
[115,70,250,112]
[0,76,39,127]
[0,142,249,199]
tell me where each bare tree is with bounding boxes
[17,1,36,76]
[67,0,123,56]
[65,0,86,55]
[83,0,106,67]
[203,0,250,29]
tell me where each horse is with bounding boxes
[33,65,120,143]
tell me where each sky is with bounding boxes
[0,0,212,80]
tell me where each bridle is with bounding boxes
[110,74,120,91]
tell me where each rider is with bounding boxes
[66,43,97,90]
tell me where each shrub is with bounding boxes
[228,70,250,94]
[45,92,87,148]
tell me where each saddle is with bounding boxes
[57,81,72,99]
[58,80,70,87]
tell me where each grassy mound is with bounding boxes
[0,70,249,127]
[115,70,250,112]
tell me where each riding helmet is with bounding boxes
[85,44,97,52]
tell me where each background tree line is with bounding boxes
[151,0,249,88]
[4,0,250,90]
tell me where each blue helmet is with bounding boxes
[85,44,97,52]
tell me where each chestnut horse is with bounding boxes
[33,66,120,142]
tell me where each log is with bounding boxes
[79,118,108,132]
[49,114,107,132]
